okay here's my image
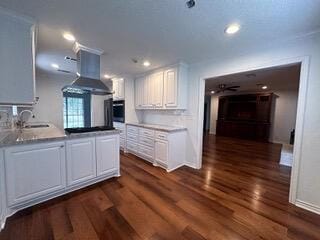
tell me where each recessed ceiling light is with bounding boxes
[104,74,111,79]
[211,91,215,94]
[51,63,59,69]
[262,85,268,90]
[63,32,76,42]
[143,61,151,67]
[225,24,240,35]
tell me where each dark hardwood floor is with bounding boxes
[1,135,320,240]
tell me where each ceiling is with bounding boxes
[1,0,319,79]
[205,64,301,95]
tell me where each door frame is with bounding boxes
[196,56,310,204]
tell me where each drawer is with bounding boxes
[139,136,154,147]
[127,125,139,135]
[139,128,155,138]
[155,131,168,140]
[138,144,154,159]
[127,133,137,142]
[127,141,138,152]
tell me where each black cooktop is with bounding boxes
[65,126,115,134]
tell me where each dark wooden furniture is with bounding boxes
[217,93,273,141]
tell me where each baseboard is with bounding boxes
[167,163,185,172]
[295,199,320,215]
[184,162,200,169]
[1,217,6,231]
[279,159,292,167]
[1,209,17,231]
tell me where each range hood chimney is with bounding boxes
[62,43,112,95]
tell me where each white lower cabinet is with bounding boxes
[113,122,125,150]
[125,125,186,171]
[155,140,168,167]
[4,142,66,206]
[0,150,4,225]
[66,137,96,186]
[96,135,119,176]
[1,133,120,230]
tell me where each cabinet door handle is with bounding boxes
[60,145,64,148]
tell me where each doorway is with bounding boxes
[197,57,309,205]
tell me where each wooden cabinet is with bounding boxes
[4,142,66,206]
[66,138,96,186]
[96,135,120,176]
[112,78,125,100]
[0,9,36,105]
[135,63,188,110]
[217,93,273,141]
[155,140,168,167]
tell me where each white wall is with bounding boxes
[91,95,109,126]
[31,73,70,129]
[270,90,298,144]
[124,77,142,123]
[142,32,320,211]
[209,89,299,144]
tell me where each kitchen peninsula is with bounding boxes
[0,124,120,229]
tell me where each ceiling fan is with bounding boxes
[215,84,240,93]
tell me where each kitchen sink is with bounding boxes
[24,124,50,129]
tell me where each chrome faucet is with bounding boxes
[16,110,34,129]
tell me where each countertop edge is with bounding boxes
[0,129,120,148]
[125,123,187,132]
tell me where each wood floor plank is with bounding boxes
[48,203,73,240]
[65,199,99,240]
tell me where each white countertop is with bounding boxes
[126,122,187,132]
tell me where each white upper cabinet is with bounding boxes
[0,9,36,105]
[164,68,178,108]
[112,78,125,100]
[150,71,164,108]
[134,63,187,110]
[135,76,144,108]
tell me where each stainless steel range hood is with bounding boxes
[62,43,112,95]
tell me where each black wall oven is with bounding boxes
[112,100,125,123]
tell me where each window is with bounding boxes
[63,92,91,128]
